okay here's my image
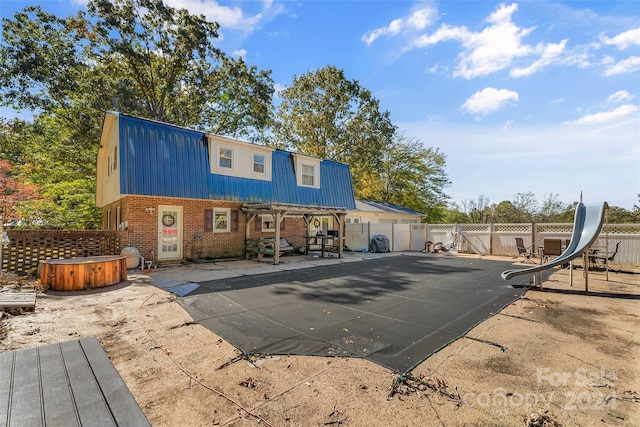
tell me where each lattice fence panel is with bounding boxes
[494,224,532,233]
[603,224,640,235]
[2,230,129,276]
[459,224,491,233]
[535,224,574,233]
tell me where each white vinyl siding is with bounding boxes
[209,135,272,181]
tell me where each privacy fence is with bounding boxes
[345,222,640,266]
[1,230,129,276]
[3,224,638,276]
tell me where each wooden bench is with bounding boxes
[0,292,36,311]
[245,238,294,262]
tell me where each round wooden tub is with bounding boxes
[40,256,127,291]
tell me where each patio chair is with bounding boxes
[541,239,562,264]
[514,237,534,264]
[591,241,621,269]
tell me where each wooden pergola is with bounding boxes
[241,203,348,265]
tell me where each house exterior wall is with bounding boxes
[96,114,122,207]
[108,196,245,262]
[101,198,126,231]
[96,112,358,263]
[104,196,313,263]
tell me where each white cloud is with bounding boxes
[604,56,640,76]
[164,0,283,33]
[362,6,438,45]
[568,104,638,124]
[427,63,445,74]
[601,28,640,50]
[408,3,566,79]
[231,49,247,58]
[510,40,566,77]
[461,87,519,116]
[601,55,615,65]
[455,3,536,78]
[608,91,633,103]
[273,83,286,99]
[412,24,468,48]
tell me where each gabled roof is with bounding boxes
[111,113,356,209]
[354,200,424,216]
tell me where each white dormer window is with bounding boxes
[294,154,320,189]
[208,135,273,181]
[219,147,233,168]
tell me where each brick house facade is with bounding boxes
[96,113,354,265]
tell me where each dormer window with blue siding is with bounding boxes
[294,154,320,189]
[209,135,273,182]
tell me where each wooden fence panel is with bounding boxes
[2,230,129,276]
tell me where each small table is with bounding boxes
[305,235,338,258]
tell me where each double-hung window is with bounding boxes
[214,209,230,232]
[253,154,265,174]
[302,164,315,186]
[219,147,232,169]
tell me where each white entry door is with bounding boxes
[157,205,183,261]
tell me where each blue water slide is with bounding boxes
[501,202,608,280]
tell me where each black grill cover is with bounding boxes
[369,234,390,253]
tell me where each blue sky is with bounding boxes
[1,1,639,210]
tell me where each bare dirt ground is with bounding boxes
[1,255,639,426]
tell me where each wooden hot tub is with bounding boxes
[40,256,127,291]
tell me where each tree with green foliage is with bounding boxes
[439,202,468,224]
[534,193,570,223]
[607,205,638,223]
[0,0,275,228]
[459,195,492,223]
[272,66,396,188]
[273,66,450,219]
[358,135,450,222]
[0,158,38,272]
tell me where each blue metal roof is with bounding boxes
[117,113,356,209]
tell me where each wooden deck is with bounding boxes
[0,337,149,426]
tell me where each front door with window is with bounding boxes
[158,205,182,261]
